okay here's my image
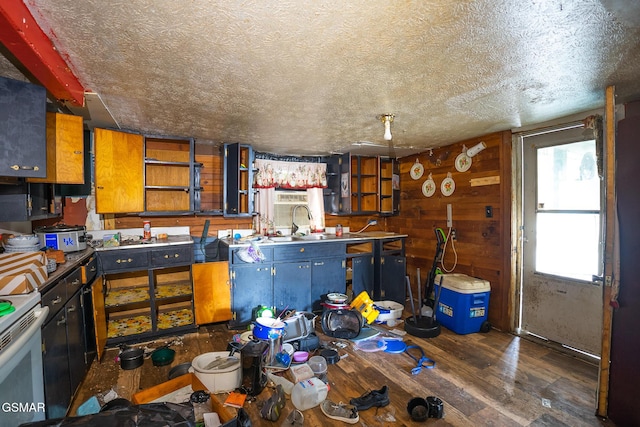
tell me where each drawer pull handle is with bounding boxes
[10,164,39,171]
[299,248,305,253]
[90,266,96,272]
[74,150,82,154]
[67,305,76,313]
[71,279,80,285]
[314,262,324,266]
[116,258,132,263]
[52,296,62,304]
[164,254,180,259]
[56,316,66,326]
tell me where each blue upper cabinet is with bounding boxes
[0,76,47,178]
[223,142,255,217]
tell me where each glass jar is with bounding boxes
[190,390,211,424]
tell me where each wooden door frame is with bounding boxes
[596,85,616,417]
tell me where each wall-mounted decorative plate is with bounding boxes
[422,174,436,197]
[410,159,424,180]
[455,151,472,172]
[441,173,455,197]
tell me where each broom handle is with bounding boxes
[416,268,422,318]
[406,276,417,323]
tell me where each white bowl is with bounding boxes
[7,234,39,247]
[282,343,295,356]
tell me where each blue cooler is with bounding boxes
[434,273,490,334]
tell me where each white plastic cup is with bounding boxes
[307,355,328,383]
[291,377,329,411]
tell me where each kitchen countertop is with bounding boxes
[93,234,193,251]
[38,247,94,294]
[223,231,407,247]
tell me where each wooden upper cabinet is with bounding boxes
[29,112,84,184]
[144,137,195,213]
[94,128,144,213]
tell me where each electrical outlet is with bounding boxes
[451,229,457,240]
[485,205,493,218]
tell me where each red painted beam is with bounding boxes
[0,0,85,106]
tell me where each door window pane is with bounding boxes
[537,140,599,210]
[535,212,600,281]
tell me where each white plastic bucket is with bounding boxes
[191,352,241,393]
[374,300,404,323]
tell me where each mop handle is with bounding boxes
[432,275,444,321]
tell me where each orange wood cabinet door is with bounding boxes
[192,261,232,325]
[91,278,107,361]
[29,112,84,184]
[94,128,144,213]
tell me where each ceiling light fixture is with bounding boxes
[379,114,395,140]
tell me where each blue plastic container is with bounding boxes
[434,274,490,335]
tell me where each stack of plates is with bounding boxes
[3,234,41,253]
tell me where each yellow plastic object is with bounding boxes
[350,291,380,324]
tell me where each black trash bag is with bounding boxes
[193,237,223,262]
[19,402,194,427]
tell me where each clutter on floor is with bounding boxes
[64,288,458,426]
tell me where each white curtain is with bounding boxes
[256,187,276,234]
[254,158,327,189]
[307,188,325,232]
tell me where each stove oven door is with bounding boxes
[0,305,49,425]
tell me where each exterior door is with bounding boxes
[519,123,604,356]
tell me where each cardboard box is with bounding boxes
[0,251,48,295]
[132,373,234,422]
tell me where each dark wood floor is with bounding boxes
[70,321,613,426]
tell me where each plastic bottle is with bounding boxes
[267,372,294,395]
[291,377,329,411]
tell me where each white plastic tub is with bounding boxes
[374,300,404,323]
[191,352,241,393]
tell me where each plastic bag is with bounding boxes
[236,241,265,263]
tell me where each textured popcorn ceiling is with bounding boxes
[8,0,640,156]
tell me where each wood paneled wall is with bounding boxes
[388,130,512,331]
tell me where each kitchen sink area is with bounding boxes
[251,231,403,245]
[265,233,339,243]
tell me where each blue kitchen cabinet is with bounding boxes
[227,241,347,326]
[0,76,47,178]
[231,264,273,326]
[0,182,61,221]
[311,257,346,312]
[223,142,255,217]
[96,243,196,345]
[374,238,406,303]
[274,261,311,312]
[350,254,374,298]
[41,267,84,420]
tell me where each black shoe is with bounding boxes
[349,385,390,411]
